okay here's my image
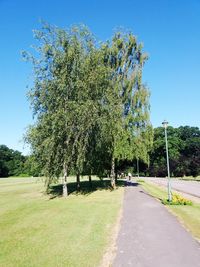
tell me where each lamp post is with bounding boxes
[162,120,172,202]
[137,158,139,178]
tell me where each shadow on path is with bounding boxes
[139,189,162,201]
[125,181,139,187]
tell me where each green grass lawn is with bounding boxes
[178,176,200,182]
[0,177,124,267]
[140,181,200,241]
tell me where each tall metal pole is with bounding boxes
[137,158,139,178]
[164,124,172,202]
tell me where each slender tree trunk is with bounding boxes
[63,162,68,197]
[89,174,92,188]
[76,173,80,190]
[111,156,116,189]
[115,172,118,184]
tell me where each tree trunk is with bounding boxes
[115,172,118,184]
[63,162,68,197]
[76,173,80,190]
[89,174,92,188]
[111,156,116,189]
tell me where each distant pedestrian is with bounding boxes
[128,172,132,181]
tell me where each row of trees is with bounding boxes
[0,145,25,177]
[23,23,153,196]
[147,126,200,177]
[1,125,199,179]
[0,145,40,177]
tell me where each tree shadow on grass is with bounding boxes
[48,179,126,199]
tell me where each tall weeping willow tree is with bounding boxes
[99,31,153,188]
[24,23,89,196]
[24,22,153,196]
[24,23,113,196]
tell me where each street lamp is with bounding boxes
[137,158,139,178]
[162,120,172,202]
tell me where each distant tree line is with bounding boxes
[1,126,199,179]
[0,145,41,177]
[0,145,25,177]
[147,126,200,177]
[131,126,200,178]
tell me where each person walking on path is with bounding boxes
[113,182,200,267]
[126,172,132,186]
[128,172,132,181]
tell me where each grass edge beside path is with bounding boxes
[139,181,200,242]
[99,203,123,267]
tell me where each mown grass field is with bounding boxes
[0,177,124,267]
[178,176,200,182]
[140,181,200,240]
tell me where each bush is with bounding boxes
[162,193,192,206]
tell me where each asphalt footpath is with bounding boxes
[112,182,200,267]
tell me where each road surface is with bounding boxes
[143,178,200,199]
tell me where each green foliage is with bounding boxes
[23,155,43,176]
[124,166,135,175]
[0,145,43,177]
[147,126,200,177]
[24,23,102,186]
[0,145,26,177]
[23,22,152,192]
[101,31,153,166]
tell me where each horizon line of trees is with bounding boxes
[146,125,200,177]
[1,125,200,179]
[0,145,40,177]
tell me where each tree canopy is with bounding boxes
[0,145,34,177]
[23,23,153,196]
[144,126,200,177]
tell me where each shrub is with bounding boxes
[18,173,30,177]
[162,193,192,206]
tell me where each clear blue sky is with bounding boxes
[1,0,200,154]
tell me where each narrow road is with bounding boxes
[144,178,200,199]
[113,182,200,267]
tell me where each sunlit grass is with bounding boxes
[0,177,124,267]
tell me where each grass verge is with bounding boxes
[0,177,124,267]
[179,176,200,182]
[139,181,200,241]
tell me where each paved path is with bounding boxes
[145,178,200,199]
[113,182,200,267]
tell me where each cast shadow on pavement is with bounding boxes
[125,181,139,187]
